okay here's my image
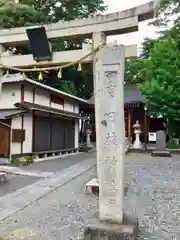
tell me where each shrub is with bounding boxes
[11,156,33,165]
[166,141,179,149]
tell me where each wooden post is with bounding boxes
[128,110,132,142]
[98,44,125,223]
[0,44,5,97]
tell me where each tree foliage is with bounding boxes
[138,38,180,136]
[20,0,106,23]
[125,59,145,84]
[140,38,157,59]
[0,0,45,28]
[0,0,106,99]
[43,64,93,99]
[152,0,180,26]
[0,0,106,28]
[127,0,180,85]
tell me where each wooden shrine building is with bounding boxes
[82,84,165,143]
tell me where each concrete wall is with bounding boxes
[0,84,20,109]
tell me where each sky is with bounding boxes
[103,0,158,52]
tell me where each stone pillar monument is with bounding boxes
[98,44,125,223]
[83,44,138,239]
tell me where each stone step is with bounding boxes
[151,150,172,157]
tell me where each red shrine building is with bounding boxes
[82,84,165,143]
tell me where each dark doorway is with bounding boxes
[0,126,10,157]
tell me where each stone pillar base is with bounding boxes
[81,213,139,240]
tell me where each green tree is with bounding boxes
[152,0,180,26]
[0,0,45,28]
[20,0,106,23]
[0,0,106,28]
[49,64,93,99]
[138,38,180,137]
[125,59,145,84]
[0,0,107,98]
[140,38,157,59]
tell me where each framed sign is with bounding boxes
[148,132,156,142]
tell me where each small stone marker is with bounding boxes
[156,130,166,151]
[152,130,171,157]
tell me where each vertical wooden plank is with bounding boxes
[128,109,132,141]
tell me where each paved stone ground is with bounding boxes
[0,152,180,239]
[0,151,94,198]
[0,174,41,198]
[21,152,95,173]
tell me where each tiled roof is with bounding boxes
[14,102,82,119]
[88,84,144,105]
[0,109,27,119]
[124,84,144,104]
[2,73,88,104]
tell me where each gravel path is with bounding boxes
[125,152,180,240]
[0,152,180,239]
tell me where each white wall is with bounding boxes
[74,104,79,113]
[11,116,22,155]
[11,113,33,155]
[0,82,80,114]
[24,84,33,102]
[64,101,74,112]
[51,102,63,110]
[22,113,33,153]
[34,88,49,106]
[51,100,79,113]
[0,84,20,109]
[74,120,79,148]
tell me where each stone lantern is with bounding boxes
[86,127,93,148]
[133,120,142,149]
